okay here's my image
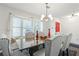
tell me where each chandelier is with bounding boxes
[41,3,53,22]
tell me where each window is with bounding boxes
[10,15,43,37]
[40,22,43,32]
[10,16,33,37]
[11,16,22,37]
[22,19,33,36]
[34,20,43,32]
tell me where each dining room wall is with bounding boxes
[60,16,79,44]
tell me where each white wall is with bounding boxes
[0,5,39,36]
[0,5,9,34]
[60,16,79,44]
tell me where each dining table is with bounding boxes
[15,35,58,56]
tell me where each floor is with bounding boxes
[68,43,79,56]
[69,46,79,56]
[0,43,79,56]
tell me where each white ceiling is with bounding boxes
[1,3,79,18]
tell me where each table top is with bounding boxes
[18,36,57,50]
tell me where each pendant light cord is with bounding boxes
[45,3,48,16]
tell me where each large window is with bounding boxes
[10,15,43,37]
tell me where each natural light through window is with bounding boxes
[10,15,43,37]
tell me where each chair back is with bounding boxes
[45,36,62,56]
[60,35,68,50]
[61,33,72,50]
[45,40,51,56]
[65,33,72,49]
[10,38,19,52]
[25,32,35,41]
[38,32,44,36]
[38,32,45,40]
[0,39,2,50]
[0,38,10,56]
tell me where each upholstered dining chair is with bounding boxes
[0,38,10,56]
[0,39,2,50]
[60,33,72,56]
[10,38,30,56]
[0,38,29,56]
[25,32,35,41]
[10,38,19,51]
[45,36,63,56]
[65,33,72,50]
[38,32,44,37]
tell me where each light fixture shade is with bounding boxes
[41,15,53,21]
[43,16,50,21]
[41,14,45,20]
[41,3,53,22]
[48,14,53,20]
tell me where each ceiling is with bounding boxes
[1,3,79,18]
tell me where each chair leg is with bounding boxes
[66,48,69,56]
[58,49,68,56]
[58,49,65,56]
[62,51,65,56]
[58,49,62,56]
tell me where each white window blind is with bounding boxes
[10,15,43,37]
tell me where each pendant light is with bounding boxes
[41,3,53,22]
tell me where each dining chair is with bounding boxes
[25,32,35,41]
[58,35,68,56]
[61,33,72,56]
[0,39,3,55]
[0,38,29,56]
[45,36,63,56]
[10,38,19,50]
[0,39,2,50]
[38,32,44,37]
[65,33,72,50]
[45,40,51,56]
[10,38,30,56]
[0,38,10,56]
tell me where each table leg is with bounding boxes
[29,49,33,56]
